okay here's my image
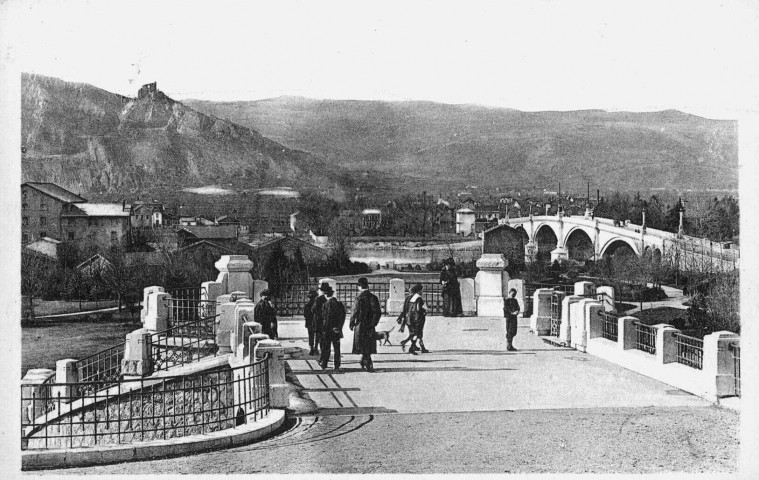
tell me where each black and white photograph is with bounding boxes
[2,0,758,476]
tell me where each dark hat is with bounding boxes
[410,283,423,294]
[318,282,331,292]
[260,289,271,297]
[307,289,318,298]
[357,277,369,288]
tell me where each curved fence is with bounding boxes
[149,313,219,373]
[73,343,126,397]
[21,358,270,451]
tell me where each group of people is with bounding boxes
[304,277,382,373]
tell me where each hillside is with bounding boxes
[21,74,347,201]
[184,97,739,195]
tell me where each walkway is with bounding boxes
[50,313,740,474]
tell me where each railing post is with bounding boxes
[559,295,583,345]
[201,281,222,317]
[702,331,740,399]
[574,281,596,296]
[21,369,54,423]
[246,332,269,360]
[255,339,289,408]
[529,288,552,335]
[655,325,679,364]
[474,254,509,316]
[387,278,406,315]
[216,299,238,355]
[459,278,476,315]
[596,286,615,312]
[618,316,638,350]
[233,300,256,356]
[140,286,165,325]
[586,301,604,340]
[143,291,170,332]
[52,359,78,400]
[121,328,153,377]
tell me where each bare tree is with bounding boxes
[21,251,55,324]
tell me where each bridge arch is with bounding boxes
[535,223,559,263]
[565,226,595,262]
[599,237,640,258]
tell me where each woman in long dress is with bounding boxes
[440,258,463,317]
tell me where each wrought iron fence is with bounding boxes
[674,333,703,370]
[524,283,575,317]
[336,282,390,315]
[633,322,656,354]
[729,343,740,397]
[270,283,313,316]
[413,282,444,315]
[600,311,619,342]
[149,314,219,373]
[21,358,270,450]
[166,286,203,301]
[550,292,565,336]
[73,343,126,398]
[165,298,217,325]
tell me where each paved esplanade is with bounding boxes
[54,315,738,474]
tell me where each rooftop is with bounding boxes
[178,225,239,239]
[23,182,87,203]
[64,203,130,217]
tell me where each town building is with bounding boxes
[60,203,132,253]
[23,237,62,260]
[176,225,243,250]
[130,202,165,228]
[21,182,87,244]
[361,209,382,232]
[249,234,329,265]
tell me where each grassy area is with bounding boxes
[22,311,139,374]
[30,299,119,317]
[630,307,689,326]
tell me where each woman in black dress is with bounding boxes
[440,257,463,317]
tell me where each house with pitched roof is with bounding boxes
[60,202,131,252]
[21,182,87,244]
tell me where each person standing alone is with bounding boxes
[440,258,463,317]
[254,290,278,339]
[319,285,346,373]
[311,283,330,356]
[503,288,520,351]
[350,277,382,372]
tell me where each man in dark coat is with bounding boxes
[503,288,521,351]
[311,283,330,356]
[350,277,382,372]
[304,289,319,356]
[319,285,346,373]
[254,290,278,339]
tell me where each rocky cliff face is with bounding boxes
[21,74,346,200]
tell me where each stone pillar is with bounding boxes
[143,291,170,332]
[524,241,537,264]
[474,254,509,316]
[233,301,256,355]
[559,295,583,345]
[246,332,269,360]
[655,325,679,364]
[217,301,237,354]
[569,299,600,352]
[507,279,526,316]
[702,331,740,398]
[215,255,254,297]
[574,281,596,297]
[52,359,78,400]
[140,286,165,324]
[21,369,55,423]
[121,328,153,377]
[252,280,269,303]
[255,339,289,408]
[529,288,552,335]
[387,278,406,315]
[586,301,604,340]
[619,316,639,350]
[459,278,476,315]
[596,286,615,312]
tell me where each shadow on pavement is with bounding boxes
[290,366,516,375]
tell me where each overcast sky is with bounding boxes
[3,0,759,119]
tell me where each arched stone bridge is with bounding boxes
[503,214,739,270]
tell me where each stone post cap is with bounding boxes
[22,369,54,384]
[705,330,740,339]
[56,358,78,365]
[214,255,253,273]
[127,327,151,336]
[256,339,282,348]
[243,321,262,331]
[476,254,508,269]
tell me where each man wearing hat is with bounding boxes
[311,282,330,356]
[304,289,319,356]
[254,289,278,339]
[319,284,346,372]
[350,277,382,372]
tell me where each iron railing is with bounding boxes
[674,333,703,370]
[149,314,219,373]
[524,283,575,317]
[633,322,656,354]
[73,343,126,397]
[270,283,313,316]
[413,282,444,315]
[21,358,270,450]
[600,311,619,342]
[166,286,203,301]
[729,343,740,397]
[550,292,566,336]
[164,298,217,325]
[337,282,390,315]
